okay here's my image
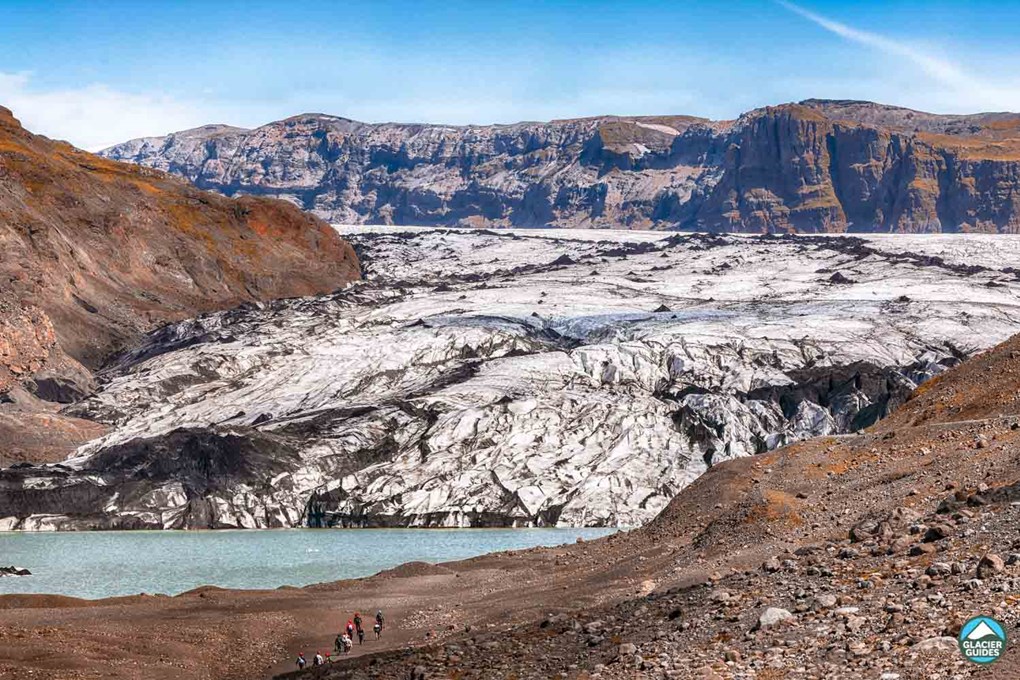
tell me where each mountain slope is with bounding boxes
[0,105,360,464]
[101,99,1020,233]
[1,105,360,369]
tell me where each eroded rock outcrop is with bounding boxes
[101,100,1020,233]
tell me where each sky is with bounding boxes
[2,0,1020,150]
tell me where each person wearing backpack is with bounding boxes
[296,652,306,670]
[354,612,364,644]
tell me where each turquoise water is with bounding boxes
[0,528,614,600]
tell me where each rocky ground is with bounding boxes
[4,228,1020,529]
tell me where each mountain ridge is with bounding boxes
[104,98,1020,135]
[101,99,1020,233]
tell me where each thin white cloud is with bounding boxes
[0,72,229,151]
[777,0,1020,111]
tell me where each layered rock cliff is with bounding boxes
[101,99,1020,233]
[0,105,360,464]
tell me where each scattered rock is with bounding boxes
[618,643,637,656]
[977,553,1005,579]
[913,637,957,652]
[755,607,793,629]
[923,524,953,542]
[811,594,838,610]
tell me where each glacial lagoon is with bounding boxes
[0,528,615,600]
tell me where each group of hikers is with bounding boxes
[295,610,385,670]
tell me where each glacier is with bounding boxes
[2,228,1020,529]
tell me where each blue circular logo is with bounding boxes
[959,616,1007,664]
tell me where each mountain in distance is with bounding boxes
[0,106,361,465]
[101,99,1020,233]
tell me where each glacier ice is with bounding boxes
[3,229,1020,529]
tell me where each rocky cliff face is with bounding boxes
[4,228,1020,529]
[0,105,361,464]
[101,100,1020,233]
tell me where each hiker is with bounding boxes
[373,621,382,639]
[334,633,344,655]
[341,633,353,654]
[346,618,355,640]
[296,652,306,670]
[354,611,364,644]
[325,651,332,663]
[313,651,324,666]
[375,609,385,638]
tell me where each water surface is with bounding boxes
[0,528,614,600]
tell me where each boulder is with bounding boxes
[977,553,1005,579]
[756,607,793,629]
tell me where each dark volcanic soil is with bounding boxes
[5,336,1020,679]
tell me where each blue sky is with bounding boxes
[2,0,1020,150]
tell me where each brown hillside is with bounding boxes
[0,105,359,370]
[878,335,1020,428]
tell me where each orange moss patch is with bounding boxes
[910,372,947,399]
[916,132,1020,160]
[824,449,879,476]
[744,490,804,527]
